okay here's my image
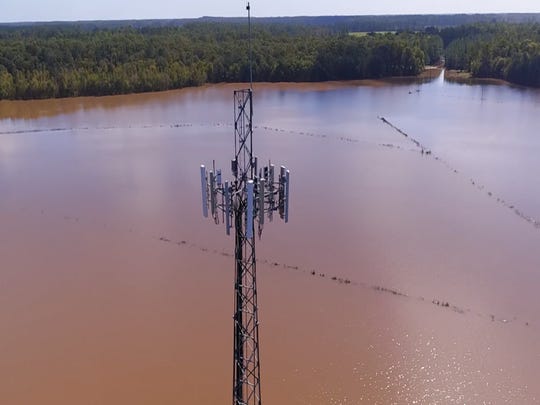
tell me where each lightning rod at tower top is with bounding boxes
[199,3,291,405]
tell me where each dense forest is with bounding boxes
[0,23,442,99]
[1,18,540,100]
[441,23,540,87]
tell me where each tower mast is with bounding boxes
[199,4,291,404]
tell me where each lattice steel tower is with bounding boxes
[199,4,290,405]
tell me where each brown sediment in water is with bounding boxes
[1,83,540,404]
[0,81,390,120]
[0,75,441,121]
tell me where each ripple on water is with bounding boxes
[334,332,534,404]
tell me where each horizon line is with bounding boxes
[2,11,540,25]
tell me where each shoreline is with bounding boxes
[0,69,445,104]
[444,69,515,87]
[1,66,535,113]
[0,75,442,120]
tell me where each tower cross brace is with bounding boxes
[200,88,290,405]
[199,4,290,403]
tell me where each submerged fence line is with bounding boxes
[4,204,530,329]
[1,119,537,327]
[379,116,540,230]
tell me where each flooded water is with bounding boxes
[1,72,540,404]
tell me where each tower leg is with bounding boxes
[233,209,245,404]
[232,204,262,405]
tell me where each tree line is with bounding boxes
[0,23,442,99]
[3,13,539,33]
[440,23,540,87]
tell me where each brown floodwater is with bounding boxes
[1,73,540,404]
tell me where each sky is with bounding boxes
[1,0,539,23]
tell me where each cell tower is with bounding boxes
[199,3,290,405]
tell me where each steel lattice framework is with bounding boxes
[200,90,290,405]
[199,5,290,405]
[232,89,261,405]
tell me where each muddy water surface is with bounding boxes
[1,75,540,404]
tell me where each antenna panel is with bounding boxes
[209,171,215,217]
[225,181,231,235]
[285,169,290,223]
[269,164,275,204]
[231,159,238,178]
[200,165,208,218]
[197,6,290,405]
[246,180,254,239]
[279,166,286,219]
[210,171,219,223]
[259,178,265,226]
